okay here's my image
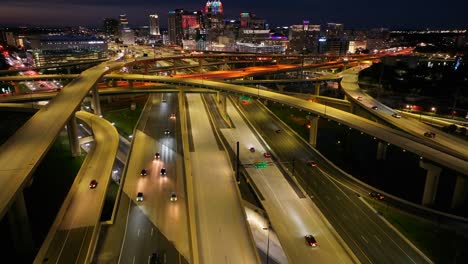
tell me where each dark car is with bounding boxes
[392,113,401,118]
[164,129,170,135]
[136,192,144,202]
[141,169,148,176]
[249,147,255,153]
[369,192,385,200]
[160,168,167,176]
[305,235,317,247]
[154,152,160,159]
[264,153,272,158]
[309,161,317,167]
[371,106,378,110]
[424,132,436,138]
[170,192,178,202]
[89,179,98,189]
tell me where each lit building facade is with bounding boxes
[149,14,160,36]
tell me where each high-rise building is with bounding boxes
[205,0,224,15]
[103,18,119,36]
[288,22,321,53]
[149,14,160,36]
[240,12,266,30]
[119,14,129,30]
[168,9,202,45]
[325,23,344,38]
[204,0,224,29]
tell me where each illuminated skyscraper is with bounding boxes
[205,0,224,15]
[119,14,129,30]
[149,14,160,36]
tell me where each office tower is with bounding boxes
[103,18,119,36]
[325,23,344,38]
[149,14,160,36]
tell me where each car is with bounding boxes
[160,168,167,176]
[140,169,148,176]
[154,152,160,159]
[89,179,98,189]
[169,113,176,119]
[164,129,170,135]
[136,192,144,202]
[392,113,401,118]
[424,132,436,138]
[249,147,256,152]
[263,153,272,158]
[371,106,379,110]
[170,192,178,202]
[369,192,385,200]
[356,96,363,101]
[275,129,281,133]
[309,161,317,167]
[162,97,167,102]
[305,235,318,247]
[104,66,110,71]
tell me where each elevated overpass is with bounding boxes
[340,67,468,161]
[0,61,123,220]
[102,73,468,176]
[0,59,108,76]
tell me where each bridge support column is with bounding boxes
[219,93,227,115]
[66,67,71,74]
[198,58,203,73]
[67,111,81,157]
[223,58,229,70]
[8,192,34,261]
[314,83,321,96]
[91,85,101,116]
[420,160,442,206]
[144,64,148,75]
[308,116,319,147]
[376,141,387,160]
[451,175,468,210]
[128,80,134,88]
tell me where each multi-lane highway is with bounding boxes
[236,97,432,263]
[34,111,119,263]
[219,97,357,263]
[185,93,260,263]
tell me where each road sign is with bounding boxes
[254,161,268,169]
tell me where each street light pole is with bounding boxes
[263,223,271,264]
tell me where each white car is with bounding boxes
[136,192,144,202]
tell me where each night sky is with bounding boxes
[0,0,467,29]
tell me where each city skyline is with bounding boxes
[0,0,467,29]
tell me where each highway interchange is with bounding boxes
[0,48,466,263]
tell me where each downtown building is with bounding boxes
[149,14,160,36]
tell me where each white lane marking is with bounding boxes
[132,255,136,264]
[138,229,141,237]
[374,235,381,243]
[361,235,368,243]
[117,197,132,264]
[148,255,151,264]
[151,227,154,237]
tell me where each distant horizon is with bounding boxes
[0,0,467,31]
[0,23,467,32]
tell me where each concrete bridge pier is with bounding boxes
[7,192,34,261]
[376,141,388,160]
[198,58,203,73]
[420,160,442,206]
[451,175,468,210]
[308,116,319,148]
[67,111,81,157]
[144,64,149,75]
[66,67,71,74]
[314,83,321,96]
[218,92,227,116]
[91,85,101,116]
[128,80,134,88]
